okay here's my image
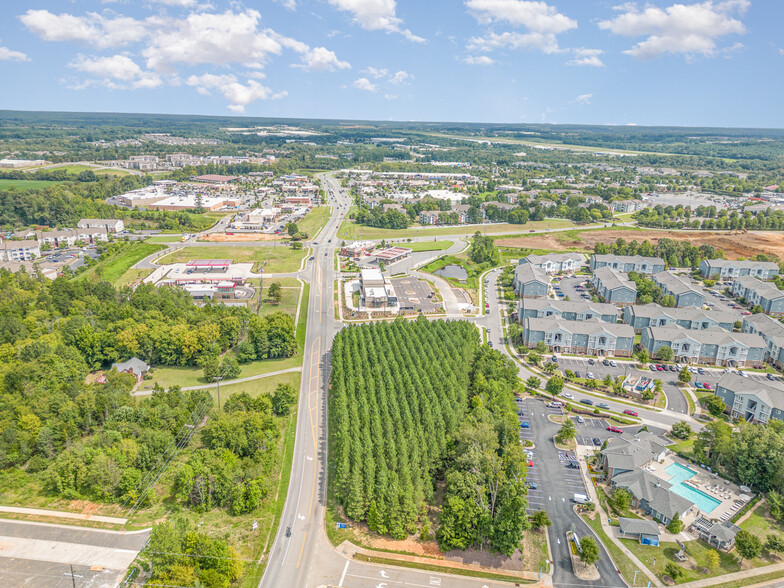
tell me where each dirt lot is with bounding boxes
[496,230,784,260]
[200,233,285,242]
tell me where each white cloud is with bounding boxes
[186,73,286,112]
[148,0,199,6]
[567,48,604,67]
[467,31,560,54]
[69,54,162,89]
[327,0,424,42]
[384,93,397,100]
[273,0,297,9]
[599,0,749,60]
[574,93,592,105]
[294,46,350,71]
[20,9,149,49]
[353,77,377,92]
[363,66,389,78]
[463,55,495,65]
[780,48,784,55]
[465,0,577,34]
[0,46,29,62]
[389,70,412,84]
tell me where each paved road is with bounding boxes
[0,520,149,588]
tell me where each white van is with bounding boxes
[572,493,590,504]
[548,401,563,408]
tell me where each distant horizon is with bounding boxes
[2,108,784,134]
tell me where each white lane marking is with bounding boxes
[281,457,308,566]
[339,560,349,587]
[380,570,389,578]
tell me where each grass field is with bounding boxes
[297,206,331,238]
[114,268,154,288]
[337,219,578,241]
[76,243,164,285]
[740,504,784,542]
[406,240,455,252]
[257,281,301,319]
[146,235,183,243]
[145,355,302,390]
[157,245,307,273]
[0,179,68,190]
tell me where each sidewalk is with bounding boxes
[677,561,784,588]
[575,448,663,587]
[336,540,552,586]
[0,505,127,525]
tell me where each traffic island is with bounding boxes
[566,531,600,581]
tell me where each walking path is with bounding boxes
[132,366,303,396]
[0,506,128,525]
[575,448,663,587]
[677,561,784,588]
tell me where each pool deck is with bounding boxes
[645,455,750,525]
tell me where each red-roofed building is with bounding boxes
[374,247,413,263]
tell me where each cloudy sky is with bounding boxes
[0,1,781,127]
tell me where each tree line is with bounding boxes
[594,237,724,270]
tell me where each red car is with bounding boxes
[623,409,638,417]
[656,365,664,371]
[607,426,623,433]
[527,460,534,467]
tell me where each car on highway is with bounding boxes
[597,402,609,409]
[563,393,574,399]
[623,409,638,417]
[520,421,530,428]
[607,426,623,433]
[309,256,314,260]
[285,526,292,537]
[580,398,594,406]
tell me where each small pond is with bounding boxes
[434,264,468,282]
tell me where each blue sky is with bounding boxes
[0,0,782,128]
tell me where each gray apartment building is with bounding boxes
[641,326,766,367]
[592,266,637,305]
[523,317,635,357]
[699,259,780,281]
[513,263,550,299]
[590,254,665,274]
[652,272,705,308]
[518,298,620,323]
[624,305,739,333]
[714,373,784,425]
[732,276,784,316]
[742,314,784,368]
[518,253,585,274]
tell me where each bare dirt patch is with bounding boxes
[200,233,286,242]
[497,230,784,260]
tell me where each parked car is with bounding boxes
[526,481,537,489]
[767,373,777,381]
[668,365,677,372]
[656,365,664,371]
[552,355,558,363]
[566,462,580,469]
[623,409,638,417]
[610,360,618,368]
[588,359,595,365]
[697,368,705,375]
[586,372,594,379]
[650,365,658,371]
[520,421,530,428]
[580,399,594,406]
[607,426,623,433]
[527,460,534,467]
[602,359,610,366]
[577,415,585,424]
[593,437,602,446]
[574,371,581,378]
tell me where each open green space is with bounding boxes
[353,554,536,584]
[337,219,578,241]
[740,503,784,541]
[297,206,331,237]
[406,240,455,252]
[146,235,183,243]
[0,179,69,190]
[145,355,302,391]
[114,267,154,288]
[420,254,483,305]
[621,537,769,584]
[157,245,307,273]
[76,242,165,285]
[581,513,638,586]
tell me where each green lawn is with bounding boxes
[255,279,302,319]
[76,243,165,285]
[157,245,306,273]
[740,504,784,542]
[144,355,302,390]
[0,179,69,190]
[205,371,302,406]
[581,513,638,586]
[406,240,455,252]
[146,235,184,243]
[297,206,331,238]
[337,219,578,240]
[114,268,154,288]
[620,537,769,584]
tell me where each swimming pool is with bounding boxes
[665,463,722,514]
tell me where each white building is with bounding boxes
[0,240,41,262]
[78,218,125,233]
[359,269,398,309]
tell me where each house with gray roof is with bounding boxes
[714,373,784,424]
[519,253,585,274]
[732,276,784,316]
[742,314,784,368]
[689,518,740,551]
[590,254,665,274]
[111,357,150,382]
[699,259,780,281]
[513,264,550,299]
[624,305,739,333]
[592,266,637,305]
[523,318,634,357]
[652,272,705,308]
[618,517,661,546]
[611,469,694,526]
[641,326,766,367]
[597,432,670,479]
[518,298,620,323]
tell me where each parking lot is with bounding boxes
[552,275,590,302]
[389,277,443,313]
[670,272,744,316]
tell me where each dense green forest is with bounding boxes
[594,238,724,269]
[330,319,529,555]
